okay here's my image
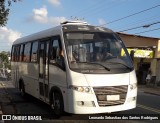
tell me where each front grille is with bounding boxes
[93,85,128,107]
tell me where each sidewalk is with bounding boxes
[138,84,160,96]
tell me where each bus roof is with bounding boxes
[13,20,113,45]
[13,25,62,45]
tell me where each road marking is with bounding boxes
[137,104,160,113]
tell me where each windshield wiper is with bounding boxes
[77,62,110,71]
[107,62,133,70]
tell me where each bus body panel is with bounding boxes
[18,62,39,97]
[66,70,137,114]
[49,64,68,109]
[49,65,67,88]
[11,62,17,87]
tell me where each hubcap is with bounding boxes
[55,99,60,110]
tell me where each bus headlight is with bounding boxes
[85,87,90,93]
[78,87,84,92]
[130,83,137,90]
[69,85,92,93]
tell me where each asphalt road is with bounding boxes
[0,80,160,123]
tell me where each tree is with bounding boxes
[0,51,10,70]
[0,0,20,26]
[0,51,10,79]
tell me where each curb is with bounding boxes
[143,91,160,96]
[138,86,160,96]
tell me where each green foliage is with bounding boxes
[0,51,10,69]
[0,51,8,62]
[0,0,20,26]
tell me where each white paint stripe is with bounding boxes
[137,104,160,113]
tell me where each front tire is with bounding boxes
[51,92,64,116]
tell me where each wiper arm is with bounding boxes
[108,62,132,70]
[77,62,110,71]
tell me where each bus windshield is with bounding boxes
[64,32,133,74]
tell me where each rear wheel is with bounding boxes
[20,83,26,97]
[51,92,64,116]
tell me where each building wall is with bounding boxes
[157,40,160,58]
[119,34,157,47]
[118,33,160,84]
[156,59,160,83]
[119,34,159,58]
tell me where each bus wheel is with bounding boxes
[51,92,64,116]
[20,83,25,97]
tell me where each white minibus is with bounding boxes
[11,21,137,115]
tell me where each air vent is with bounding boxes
[93,85,128,107]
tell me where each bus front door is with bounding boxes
[38,41,49,103]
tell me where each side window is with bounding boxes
[50,39,60,63]
[11,46,15,61]
[11,45,20,62]
[23,42,31,62]
[31,41,38,62]
[15,45,21,62]
[50,37,65,70]
[20,44,24,62]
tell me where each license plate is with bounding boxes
[107,95,120,101]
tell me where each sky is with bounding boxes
[0,0,160,52]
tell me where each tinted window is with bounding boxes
[23,43,31,62]
[15,45,20,62]
[11,45,20,62]
[20,44,24,62]
[31,41,38,62]
[50,39,59,62]
[11,46,15,61]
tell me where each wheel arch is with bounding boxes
[49,86,64,105]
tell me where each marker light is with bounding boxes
[130,83,137,90]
